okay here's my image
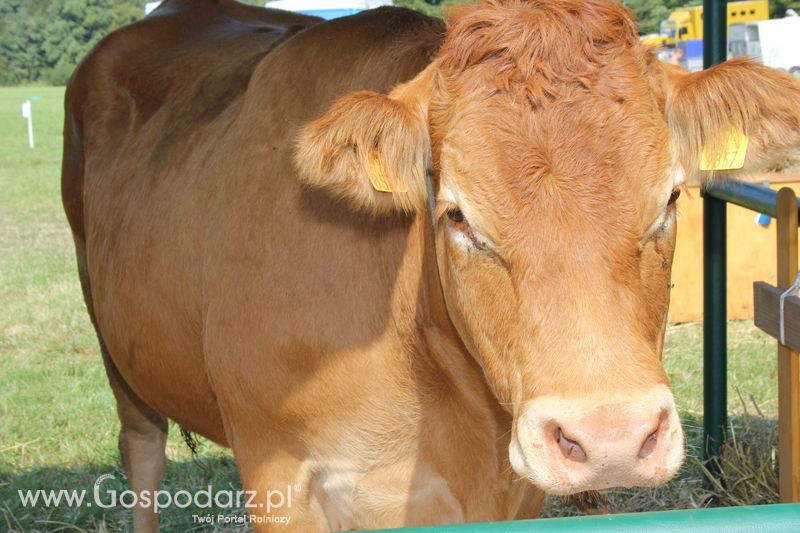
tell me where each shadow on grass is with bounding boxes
[1,411,781,530]
[0,455,244,532]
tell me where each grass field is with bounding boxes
[0,86,782,531]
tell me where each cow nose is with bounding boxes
[550,409,668,465]
[509,385,685,495]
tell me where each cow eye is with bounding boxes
[668,188,681,206]
[447,208,465,223]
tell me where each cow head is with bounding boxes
[296,0,800,495]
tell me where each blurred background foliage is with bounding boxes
[1,0,800,85]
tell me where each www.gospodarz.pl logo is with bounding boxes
[17,473,295,524]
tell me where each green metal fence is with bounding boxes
[701,0,730,480]
[701,181,800,480]
[368,504,800,532]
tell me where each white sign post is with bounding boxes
[21,100,34,149]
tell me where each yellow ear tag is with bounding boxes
[700,129,749,171]
[367,153,406,193]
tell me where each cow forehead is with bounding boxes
[425,0,678,252]
[426,0,673,243]
[436,0,642,104]
[433,85,674,249]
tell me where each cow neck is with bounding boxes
[416,175,499,399]
[415,189,518,504]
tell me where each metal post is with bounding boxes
[702,0,728,488]
[21,99,34,149]
[703,195,727,481]
[703,0,727,69]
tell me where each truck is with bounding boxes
[641,0,769,71]
[729,14,800,77]
[642,0,769,71]
[659,0,769,46]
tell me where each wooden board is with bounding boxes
[776,187,800,503]
[667,180,800,323]
[752,187,800,502]
[753,282,800,353]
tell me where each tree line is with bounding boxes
[1,0,143,85]
[2,0,798,86]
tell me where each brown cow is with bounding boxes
[62,0,800,530]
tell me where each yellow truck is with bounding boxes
[642,0,769,50]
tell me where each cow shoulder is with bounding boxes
[62,0,321,237]
[66,0,318,146]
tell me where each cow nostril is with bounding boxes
[639,431,658,458]
[639,410,668,459]
[556,428,587,463]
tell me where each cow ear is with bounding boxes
[658,58,800,183]
[295,66,435,215]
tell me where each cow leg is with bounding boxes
[100,336,169,533]
[239,454,319,531]
[223,425,324,532]
[76,251,168,532]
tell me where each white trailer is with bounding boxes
[145,1,392,20]
[265,0,393,20]
[729,15,800,76]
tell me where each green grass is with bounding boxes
[0,86,782,531]
[0,87,242,532]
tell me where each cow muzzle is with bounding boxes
[509,385,684,495]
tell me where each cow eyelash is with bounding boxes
[445,206,477,243]
[446,208,488,248]
[443,205,509,267]
[643,187,683,243]
[447,208,465,223]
